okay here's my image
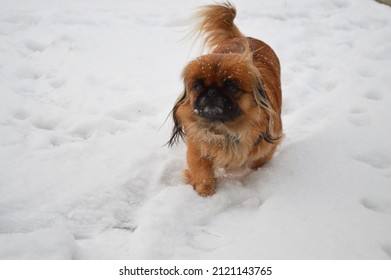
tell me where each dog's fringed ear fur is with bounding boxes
[256,81,269,108]
[254,81,283,145]
[167,89,187,146]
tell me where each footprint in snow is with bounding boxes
[12,108,31,121]
[347,106,371,127]
[381,245,391,259]
[353,152,391,170]
[68,117,128,140]
[49,79,66,89]
[360,198,391,215]
[15,68,42,80]
[362,90,383,101]
[357,65,376,78]
[24,39,48,53]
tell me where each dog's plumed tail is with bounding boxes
[192,1,245,51]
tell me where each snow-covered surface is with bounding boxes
[1,0,391,259]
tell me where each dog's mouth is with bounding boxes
[193,88,241,122]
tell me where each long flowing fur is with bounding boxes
[167,90,186,146]
[191,1,244,51]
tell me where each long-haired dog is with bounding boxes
[168,2,283,196]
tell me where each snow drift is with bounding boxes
[0,0,390,259]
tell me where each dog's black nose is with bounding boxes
[194,88,240,121]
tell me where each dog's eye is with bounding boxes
[224,80,240,93]
[192,79,204,91]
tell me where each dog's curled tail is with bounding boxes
[192,1,245,51]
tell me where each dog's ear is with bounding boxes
[254,81,283,144]
[167,89,187,146]
[255,81,269,108]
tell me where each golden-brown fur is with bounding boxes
[169,2,283,196]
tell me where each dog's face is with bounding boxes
[185,54,246,123]
[182,53,265,124]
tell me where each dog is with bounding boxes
[168,2,283,196]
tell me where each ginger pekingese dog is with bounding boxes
[168,2,283,196]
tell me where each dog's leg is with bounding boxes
[184,140,216,196]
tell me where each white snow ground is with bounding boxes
[0,0,391,260]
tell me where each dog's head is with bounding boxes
[168,52,276,146]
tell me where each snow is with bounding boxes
[0,0,391,259]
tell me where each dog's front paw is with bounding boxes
[184,169,216,197]
[194,183,216,197]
